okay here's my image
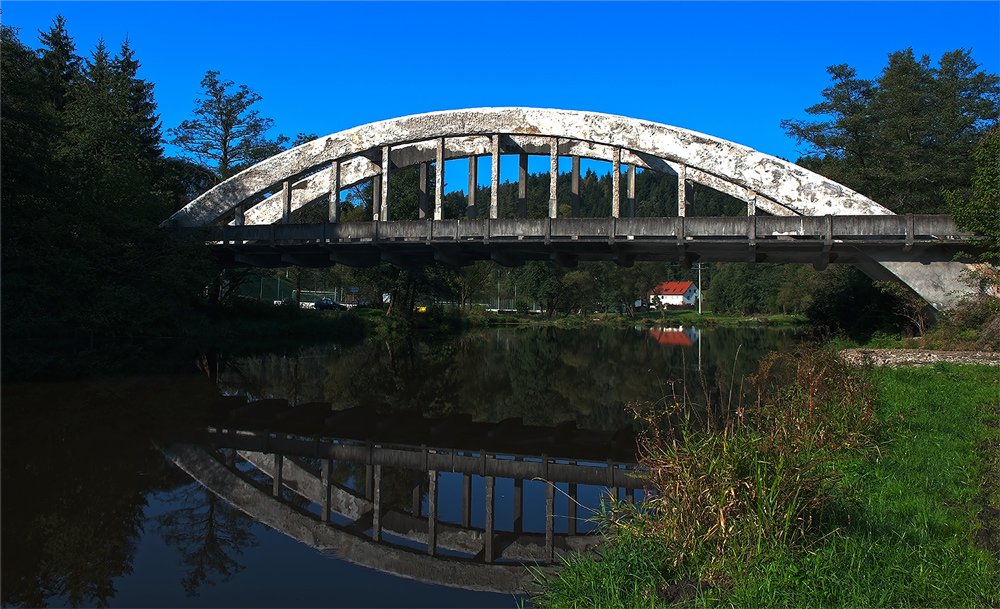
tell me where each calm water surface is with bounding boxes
[1,326,796,608]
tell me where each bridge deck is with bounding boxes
[178,215,978,269]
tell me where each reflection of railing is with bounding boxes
[162,417,646,594]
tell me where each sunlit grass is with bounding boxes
[528,356,1000,608]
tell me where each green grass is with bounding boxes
[528,361,1000,608]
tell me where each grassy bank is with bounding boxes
[529,356,1000,607]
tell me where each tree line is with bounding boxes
[3,17,997,342]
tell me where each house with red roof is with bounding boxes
[650,281,699,308]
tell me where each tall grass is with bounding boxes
[528,350,1000,607]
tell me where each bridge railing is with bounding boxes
[195,214,971,246]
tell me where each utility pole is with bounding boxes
[696,262,703,315]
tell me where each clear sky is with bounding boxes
[3,1,998,189]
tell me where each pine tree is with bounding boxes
[169,71,289,180]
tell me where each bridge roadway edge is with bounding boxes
[191,214,980,309]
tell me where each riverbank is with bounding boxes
[528,353,1000,607]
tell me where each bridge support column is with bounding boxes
[513,477,523,534]
[467,156,477,219]
[435,138,445,220]
[329,162,341,224]
[427,470,438,556]
[412,469,422,515]
[372,174,382,222]
[677,166,692,217]
[272,454,283,497]
[372,463,383,542]
[549,138,559,219]
[491,134,501,219]
[379,145,391,221]
[519,154,528,219]
[484,475,495,563]
[419,162,429,220]
[627,164,636,218]
[612,148,621,218]
[462,472,472,528]
[282,180,292,224]
[571,156,581,218]
[321,458,331,522]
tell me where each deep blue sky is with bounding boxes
[4,1,998,179]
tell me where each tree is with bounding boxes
[946,126,1000,280]
[782,48,1000,214]
[2,22,215,338]
[168,71,288,180]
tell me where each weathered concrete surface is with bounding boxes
[166,108,892,228]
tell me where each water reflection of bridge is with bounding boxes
[162,397,644,594]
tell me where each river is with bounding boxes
[1,325,797,608]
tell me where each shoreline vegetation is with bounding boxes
[527,347,1000,607]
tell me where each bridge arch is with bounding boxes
[165,107,892,228]
[164,108,971,308]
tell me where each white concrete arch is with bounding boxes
[163,108,893,229]
[163,108,971,309]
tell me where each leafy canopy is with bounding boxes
[782,48,1000,214]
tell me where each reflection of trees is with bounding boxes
[155,483,259,597]
[1,374,214,608]
[220,327,798,433]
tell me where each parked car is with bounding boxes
[315,297,347,311]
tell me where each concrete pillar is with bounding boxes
[371,174,381,222]
[321,459,331,523]
[462,473,471,528]
[272,454,283,497]
[419,162,429,220]
[372,464,383,541]
[571,156,580,218]
[467,156,477,219]
[518,153,528,219]
[748,191,756,216]
[412,469,422,516]
[380,145,391,222]
[513,477,523,533]
[678,165,692,217]
[329,161,341,223]
[491,134,501,219]
[282,179,292,224]
[612,148,621,218]
[226,447,236,469]
[485,475,495,563]
[235,204,245,226]
[428,470,438,556]
[365,463,374,501]
[627,164,636,218]
[435,137,445,220]
[549,138,559,219]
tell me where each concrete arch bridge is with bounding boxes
[164,108,979,308]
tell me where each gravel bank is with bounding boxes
[840,349,1000,368]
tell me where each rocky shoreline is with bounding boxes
[840,348,1000,368]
